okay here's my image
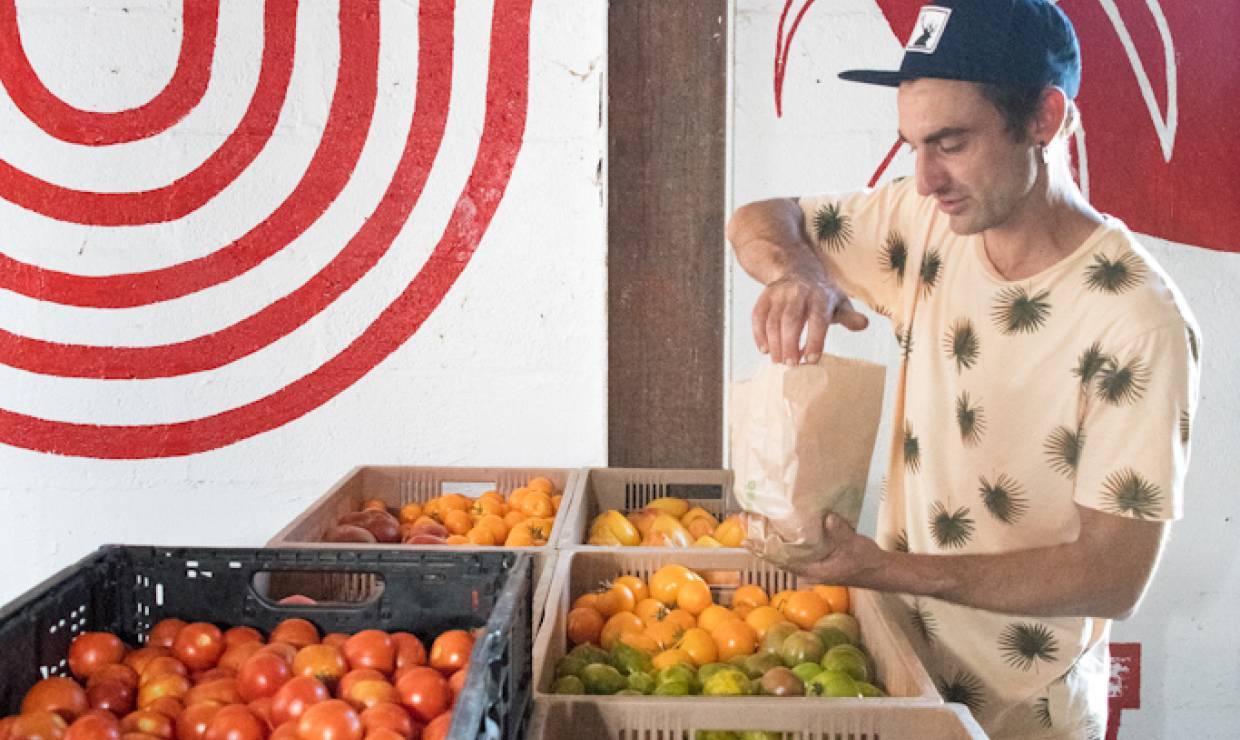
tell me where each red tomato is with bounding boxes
[269,620,319,651]
[185,679,242,707]
[388,635,426,671]
[269,724,299,740]
[321,635,349,650]
[334,671,383,702]
[8,711,68,740]
[357,704,412,740]
[341,680,396,713]
[175,703,221,740]
[22,678,90,722]
[135,673,189,709]
[223,627,264,649]
[137,658,187,685]
[172,624,225,672]
[270,677,330,727]
[85,681,134,716]
[427,633,472,677]
[69,634,128,681]
[119,711,171,739]
[146,621,186,650]
[203,705,267,740]
[86,665,139,691]
[237,652,293,702]
[420,713,451,740]
[259,644,298,665]
[247,700,274,732]
[392,669,450,725]
[219,643,264,673]
[295,700,361,740]
[120,733,165,740]
[141,699,182,721]
[122,649,170,677]
[291,646,348,690]
[64,711,120,740]
[192,668,236,684]
[446,669,467,702]
[342,633,395,676]
[363,729,404,740]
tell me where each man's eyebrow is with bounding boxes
[898,127,970,146]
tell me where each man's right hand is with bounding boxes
[752,258,869,365]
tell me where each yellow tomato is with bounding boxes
[770,589,796,613]
[732,584,770,610]
[695,605,736,634]
[675,579,713,616]
[676,627,718,667]
[613,575,649,603]
[645,497,690,518]
[398,502,424,524]
[649,564,696,606]
[713,515,747,547]
[665,609,697,631]
[618,631,660,655]
[607,582,638,614]
[634,598,668,626]
[643,620,684,651]
[783,591,829,630]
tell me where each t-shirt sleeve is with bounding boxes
[797,177,922,319]
[1073,322,1200,521]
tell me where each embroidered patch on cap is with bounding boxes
[906,6,952,54]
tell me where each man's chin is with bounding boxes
[946,213,985,235]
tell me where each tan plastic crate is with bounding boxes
[527,699,987,739]
[267,466,579,629]
[531,549,940,706]
[559,467,742,548]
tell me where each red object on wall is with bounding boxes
[869,0,1240,253]
[1108,642,1141,739]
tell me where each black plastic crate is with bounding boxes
[0,546,533,740]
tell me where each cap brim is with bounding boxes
[838,69,910,88]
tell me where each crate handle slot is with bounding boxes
[248,570,386,609]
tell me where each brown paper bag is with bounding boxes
[728,354,886,567]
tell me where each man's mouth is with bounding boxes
[937,196,967,215]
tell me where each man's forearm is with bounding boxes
[726,198,823,285]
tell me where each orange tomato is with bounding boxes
[612,576,649,603]
[518,491,554,519]
[470,497,504,518]
[770,590,796,613]
[811,584,851,615]
[444,535,469,545]
[474,514,509,544]
[743,606,787,639]
[664,609,697,632]
[675,580,713,616]
[565,607,605,646]
[599,612,644,651]
[551,494,563,513]
[642,620,683,651]
[421,712,452,740]
[502,510,527,530]
[607,583,638,614]
[441,510,472,536]
[572,592,601,612]
[710,620,757,661]
[465,527,495,546]
[617,631,660,655]
[695,605,735,634]
[651,649,693,671]
[526,477,557,495]
[731,584,770,610]
[633,598,667,626]
[675,628,717,667]
[22,677,89,721]
[506,487,531,511]
[782,591,828,630]
[292,644,348,688]
[397,502,424,524]
[361,499,388,512]
[648,565,697,606]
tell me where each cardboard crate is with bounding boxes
[0,546,534,740]
[531,549,940,707]
[268,465,579,627]
[527,699,988,739]
[559,467,742,548]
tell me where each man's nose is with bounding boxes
[916,151,947,197]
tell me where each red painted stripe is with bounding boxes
[774,0,816,118]
[867,137,902,188]
[0,0,532,459]
[0,0,378,307]
[0,0,441,378]
[0,1,217,146]
[0,0,295,225]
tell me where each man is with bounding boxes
[727,1,1200,738]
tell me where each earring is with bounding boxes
[1038,142,1050,165]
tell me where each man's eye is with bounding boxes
[940,141,965,154]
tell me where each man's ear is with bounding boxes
[1032,86,1068,144]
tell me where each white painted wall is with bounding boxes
[727,1,1239,737]
[0,1,607,601]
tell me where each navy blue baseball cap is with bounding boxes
[839,0,1081,98]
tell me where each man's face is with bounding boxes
[896,79,1038,235]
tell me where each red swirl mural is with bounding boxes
[0,0,533,458]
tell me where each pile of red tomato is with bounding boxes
[0,617,479,740]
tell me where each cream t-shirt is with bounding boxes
[799,178,1200,739]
